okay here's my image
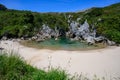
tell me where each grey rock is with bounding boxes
[32,24,60,41]
[86,36,95,44]
[68,19,107,44]
[107,40,116,46]
[2,36,7,40]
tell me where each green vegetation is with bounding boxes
[0,8,68,38]
[0,51,119,80]
[0,3,120,43]
[0,52,68,80]
[84,3,120,43]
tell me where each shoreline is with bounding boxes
[20,40,108,51]
[1,40,120,79]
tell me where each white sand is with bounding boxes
[0,40,120,79]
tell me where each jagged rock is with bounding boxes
[17,39,21,42]
[32,36,38,40]
[107,40,116,46]
[86,36,95,44]
[79,20,90,33]
[1,36,7,40]
[41,24,52,38]
[36,39,44,42]
[70,21,79,34]
[68,20,107,44]
[21,37,24,40]
[29,19,109,45]
[31,24,60,42]
[94,36,105,42]
[12,39,17,42]
[54,27,59,38]
[70,37,80,41]
[66,31,71,37]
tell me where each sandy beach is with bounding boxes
[0,40,120,79]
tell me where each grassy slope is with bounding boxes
[0,52,68,80]
[83,3,120,43]
[0,3,120,43]
[0,52,119,80]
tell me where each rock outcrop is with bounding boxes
[67,19,115,45]
[30,15,116,45]
[32,24,60,42]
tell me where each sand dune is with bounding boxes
[0,40,120,79]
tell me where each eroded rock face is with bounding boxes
[31,17,115,45]
[41,24,52,38]
[70,21,79,34]
[1,36,7,40]
[68,20,109,44]
[32,24,60,42]
[68,20,93,44]
[107,40,116,46]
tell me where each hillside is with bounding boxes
[0,3,120,43]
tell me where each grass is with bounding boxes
[0,51,119,80]
[0,52,68,80]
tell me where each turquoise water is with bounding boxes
[35,38,96,50]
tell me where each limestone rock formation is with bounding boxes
[32,24,60,42]
[30,16,116,46]
[68,20,110,45]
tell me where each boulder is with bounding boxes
[107,40,116,46]
[32,36,38,40]
[1,36,7,40]
[86,36,95,45]
[36,38,44,42]
[94,36,105,42]
[55,38,58,41]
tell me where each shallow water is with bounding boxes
[34,38,96,50]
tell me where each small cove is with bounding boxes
[21,38,106,51]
